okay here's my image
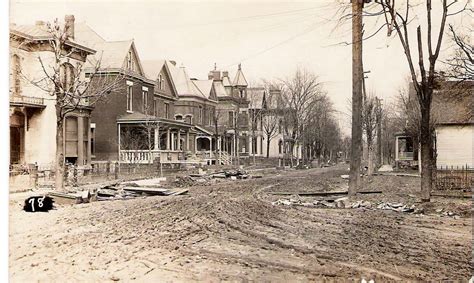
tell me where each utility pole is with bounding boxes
[375,97,383,166]
[349,0,364,196]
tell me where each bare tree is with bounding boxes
[444,24,473,80]
[362,93,378,175]
[262,110,279,159]
[371,0,469,201]
[18,18,124,190]
[281,68,325,166]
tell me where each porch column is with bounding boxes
[195,136,198,152]
[185,131,190,151]
[177,130,181,151]
[166,128,170,150]
[171,132,175,151]
[87,119,91,165]
[77,116,84,166]
[208,137,213,158]
[154,123,159,150]
[118,123,121,161]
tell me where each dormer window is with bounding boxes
[175,115,183,121]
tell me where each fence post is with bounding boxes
[115,162,119,180]
[106,161,111,179]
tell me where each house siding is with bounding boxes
[436,124,474,168]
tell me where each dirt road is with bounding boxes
[9,165,472,281]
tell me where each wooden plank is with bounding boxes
[270,190,382,196]
[123,187,170,195]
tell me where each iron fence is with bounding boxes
[435,165,473,191]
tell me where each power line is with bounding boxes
[223,21,321,68]
[156,5,333,31]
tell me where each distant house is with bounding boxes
[433,80,473,168]
[9,16,96,168]
[208,64,250,159]
[395,80,473,169]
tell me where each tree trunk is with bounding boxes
[349,0,363,196]
[367,145,373,176]
[420,102,432,202]
[266,136,270,158]
[55,120,65,191]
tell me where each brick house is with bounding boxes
[208,64,250,160]
[75,24,198,164]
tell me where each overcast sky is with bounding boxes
[10,0,469,134]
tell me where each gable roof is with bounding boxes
[233,64,248,87]
[432,80,473,125]
[213,81,228,98]
[192,79,216,101]
[248,87,266,109]
[74,23,145,76]
[141,60,166,80]
[166,62,207,99]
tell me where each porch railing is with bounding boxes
[120,150,161,164]
[10,95,45,107]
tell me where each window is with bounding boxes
[142,88,148,112]
[12,54,21,95]
[198,106,203,124]
[185,115,192,124]
[60,63,75,92]
[158,74,165,90]
[252,137,257,154]
[208,110,213,126]
[164,103,169,119]
[153,98,158,116]
[228,111,234,127]
[126,84,133,112]
[175,115,183,121]
[278,140,283,154]
[127,50,133,71]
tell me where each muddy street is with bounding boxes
[9,165,472,281]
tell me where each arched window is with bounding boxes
[12,54,21,95]
[60,63,75,92]
[175,114,183,121]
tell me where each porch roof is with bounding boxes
[194,125,214,136]
[116,112,192,128]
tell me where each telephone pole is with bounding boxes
[349,0,364,196]
[375,97,383,167]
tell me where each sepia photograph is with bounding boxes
[5,0,473,281]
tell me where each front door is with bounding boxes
[10,126,22,164]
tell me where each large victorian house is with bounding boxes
[9,16,96,169]
[208,64,250,160]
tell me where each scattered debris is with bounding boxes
[376,202,415,213]
[270,190,382,196]
[378,165,394,172]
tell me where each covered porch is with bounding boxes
[117,114,194,164]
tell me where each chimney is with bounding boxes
[64,15,75,40]
[207,70,220,81]
[35,20,45,27]
[222,71,229,78]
